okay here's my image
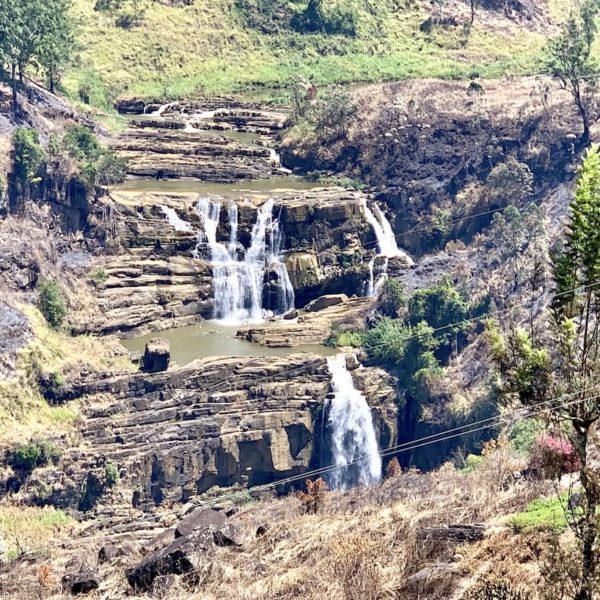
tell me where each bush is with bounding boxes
[37,279,68,328]
[89,268,108,285]
[510,495,569,534]
[62,125,127,187]
[9,440,62,472]
[407,280,472,347]
[377,278,405,318]
[235,0,293,33]
[104,462,120,487]
[12,128,44,186]
[292,0,358,36]
[328,330,364,348]
[297,478,328,514]
[529,434,580,479]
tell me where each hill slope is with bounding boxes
[64,0,568,104]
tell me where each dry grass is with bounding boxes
[0,447,554,600]
[0,504,76,560]
[0,303,133,445]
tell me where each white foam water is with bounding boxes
[360,198,413,296]
[159,205,193,232]
[195,197,294,324]
[326,354,382,491]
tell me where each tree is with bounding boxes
[0,0,74,109]
[489,145,600,600]
[547,0,600,145]
[470,0,478,26]
[36,0,74,92]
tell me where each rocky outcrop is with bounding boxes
[237,297,371,347]
[143,338,170,372]
[305,294,348,312]
[93,255,213,336]
[112,129,284,181]
[30,354,396,511]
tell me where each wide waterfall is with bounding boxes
[361,198,413,296]
[195,197,295,324]
[326,354,382,491]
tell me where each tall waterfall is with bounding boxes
[360,198,413,297]
[195,197,295,324]
[326,354,382,491]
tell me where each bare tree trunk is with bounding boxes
[573,426,598,600]
[470,0,476,25]
[576,93,591,146]
[10,63,18,114]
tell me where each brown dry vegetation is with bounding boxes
[1,443,561,600]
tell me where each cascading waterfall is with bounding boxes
[159,205,193,232]
[195,197,294,324]
[360,198,413,297]
[326,354,382,491]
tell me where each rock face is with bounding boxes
[39,354,396,511]
[143,338,170,372]
[112,129,284,182]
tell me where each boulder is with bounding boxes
[213,523,244,547]
[304,294,348,312]
[127,528,214,591]
[61,572,100,595]
[143,338,171,373]
[175,508,227,538]
[344,354,360,371]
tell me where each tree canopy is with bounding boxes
[0,0,74,109]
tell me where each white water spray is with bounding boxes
[360,198,413,297]
[160,205,193,232]
[195,197,295,324]
[326,354,382,490]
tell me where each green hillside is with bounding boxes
[63,0,565,104]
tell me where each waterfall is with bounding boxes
[360,198,413,297]
[150,101,178,117]
[326,354,382,491]
[159,205,193,232]
[195,197,295,324]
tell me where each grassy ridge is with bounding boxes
[63,0,561,104]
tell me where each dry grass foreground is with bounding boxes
[1,443,566,600]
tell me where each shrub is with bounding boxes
[328,330,364,348]
[12,128,44,185]
[37,279,68,328]
[463,581,532,600]
[485,157,534,206]
[529,434,580,479]
[235,0,293,33]
[9,440,62,472]
[385,457,401,478]
[407,280,472,347]
[377,278,405,318]
[510,495,569,534]
[89,268,108,285]
[104,462,120,487]
[292,0,358,36]
[62,125,126,187]
[297,478,328,514]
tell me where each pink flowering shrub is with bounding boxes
[529,434,580,479]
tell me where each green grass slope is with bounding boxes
[64,0,568,104]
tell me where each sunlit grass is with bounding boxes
[64,0,553,104]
